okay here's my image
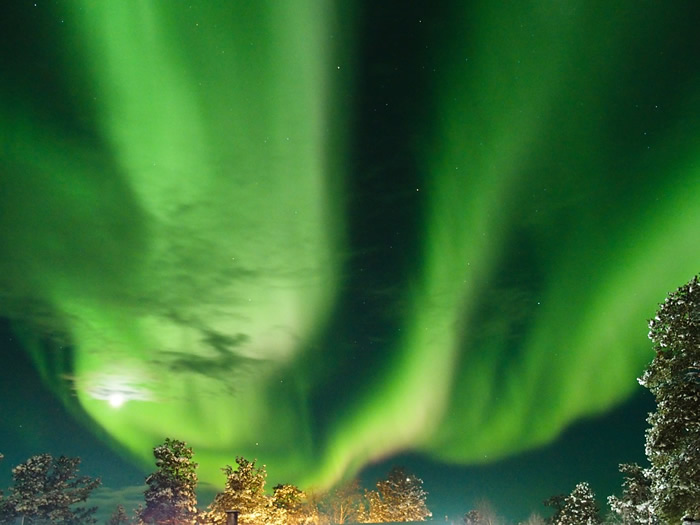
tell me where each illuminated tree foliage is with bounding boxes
[139,438,198,525]
[552,482,600,525]
[607,463,657,524]
[320,480,364,524]
[205,457,270,525]
[1,454,100,524]
[362,467,431,522]
[268,483,319,525]
[640,275,700,523]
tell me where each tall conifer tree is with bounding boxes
[139,438,198,525]
[640,275,700,522]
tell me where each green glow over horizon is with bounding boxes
[1,1,699,493]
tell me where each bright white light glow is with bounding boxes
[108,392,125,408]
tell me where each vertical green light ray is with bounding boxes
[418,2,700,463]
[513,123,700,449]
[405,1,604,459]
[0,102,148,304]
[3,2,346,486]
[308,1,596,481]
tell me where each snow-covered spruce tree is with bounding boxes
[107,503,131,525]
[362,466,431,522]
[639,275,700,523]
[3,453,100,524]
[205,457,270,524]
[607,463,658,524]
[139,438,198,525]
[553,482,601,525]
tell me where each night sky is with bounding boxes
[1,1,699,522]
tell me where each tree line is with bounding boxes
[0,274,698,524]
[0,442,430,524]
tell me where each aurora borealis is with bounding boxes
[1,0,699,520]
